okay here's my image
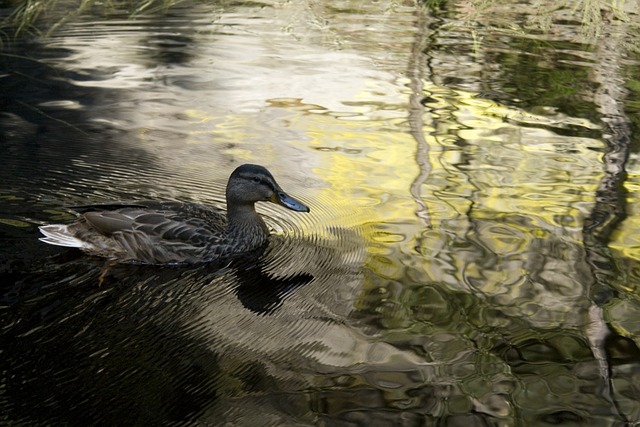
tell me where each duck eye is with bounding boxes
[252,176,261,184]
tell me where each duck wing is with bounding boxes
[78,204,229,264]
[71,201,227,232]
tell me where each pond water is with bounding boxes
[1,0,640,425]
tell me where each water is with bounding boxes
[1,0,640,425]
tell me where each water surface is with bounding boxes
[1,0,640,425]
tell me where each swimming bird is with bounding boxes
[39,164,310,264]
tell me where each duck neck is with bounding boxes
[225,203,270,249]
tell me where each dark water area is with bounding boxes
[2,0,640,425]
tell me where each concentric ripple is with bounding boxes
[258,187,367,284]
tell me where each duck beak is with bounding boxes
[273,189,310,212]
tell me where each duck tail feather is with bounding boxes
[39,225,84,248]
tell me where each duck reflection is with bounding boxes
[232,255,314,314]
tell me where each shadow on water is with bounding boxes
[2,258,216,425]
[0,4,207,206]
[0,40,159,203]
[0,234,318,425]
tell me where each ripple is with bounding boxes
[259,191,366,285]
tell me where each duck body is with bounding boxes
[39,164,310,264]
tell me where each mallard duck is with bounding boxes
[39,164,310,264]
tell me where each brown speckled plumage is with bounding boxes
[39,164,310,264]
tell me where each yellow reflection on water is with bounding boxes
[611,164,640,262]
[178,80,608,300]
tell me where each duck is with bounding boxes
[38,164,310,264]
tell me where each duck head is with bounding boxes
[226,164,310,212]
